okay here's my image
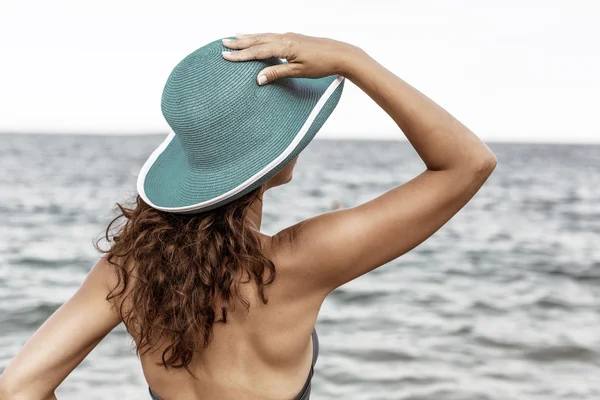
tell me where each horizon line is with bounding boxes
[0,131,598,146]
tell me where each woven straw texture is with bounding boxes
[142,38,344,212]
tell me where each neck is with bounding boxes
[245,191,264,232]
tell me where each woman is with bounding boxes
[0,32,497,400]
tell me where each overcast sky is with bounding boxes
[1,1,598,143]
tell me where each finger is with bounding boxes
[222,34,277,50]
[222,43,287,62]
[222,37,259,50]
[257,63,299,85]
[236,32,274,38]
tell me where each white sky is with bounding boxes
[0,0,598,143]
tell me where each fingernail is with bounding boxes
[257,75,267,85]
[222,38,232,44]
[222,51,232,57]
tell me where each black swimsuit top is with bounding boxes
[149,329,319,400]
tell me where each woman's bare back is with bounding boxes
[131,233,324,400]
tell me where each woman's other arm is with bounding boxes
[0,257,121,400]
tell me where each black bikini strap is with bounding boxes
[311,328,319,367]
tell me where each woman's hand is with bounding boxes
[221,32,360,85]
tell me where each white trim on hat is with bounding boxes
[137,75,344,213]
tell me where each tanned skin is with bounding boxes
[0,32,496,400]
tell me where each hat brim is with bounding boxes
[137,74,344,213]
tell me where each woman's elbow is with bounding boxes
[471,153,498,180]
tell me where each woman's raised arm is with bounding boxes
[224,33,497,296]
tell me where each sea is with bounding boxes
[1,133,599,400]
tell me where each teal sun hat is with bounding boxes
[137,37,345,213]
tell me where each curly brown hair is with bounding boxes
[95,185,275,377]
